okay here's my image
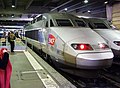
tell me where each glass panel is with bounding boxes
[45,21,48,27]
[50,20,54,27]
[93,23,108,29]
[56,19,73,26]
[75,20,86,27]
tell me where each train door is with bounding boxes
[49,19,65,61]
[40,15,49,54]
[47,19,57,56]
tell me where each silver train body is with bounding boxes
[24,13,113,70]
[83,18,120,58]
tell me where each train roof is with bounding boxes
[44,13,79,19]
[24,13,84,28]
[82,18,111,29]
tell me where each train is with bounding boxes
[82,18,120,58]
[24,13,113,76]
[0,29,4,38]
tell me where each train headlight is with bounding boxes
[98,43,109,49]
[71,43,93,50]
[114,41,120,46]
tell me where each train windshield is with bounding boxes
[56,19,73,26]
[93,23,108,29]
[75,20,86,27]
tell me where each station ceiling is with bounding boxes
[0,0,119,29]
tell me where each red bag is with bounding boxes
[0,48,12,88]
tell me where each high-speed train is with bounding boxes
[83,18,120,58]
[24,13,113,72]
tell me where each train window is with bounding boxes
[93,23,108,29]
[45,21,48,27]
[50,20,54,27]
[32,19,36,24]
[88,23,94,29]
[36,15,42,22]
[56,19,73,26]
[75,20,86,27]
[24,23,30,28]
[38,30,45,43]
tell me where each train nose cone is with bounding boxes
[76,52,113,69]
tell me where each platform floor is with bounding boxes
[0,39,76,88]
[10,51,45,88]
[9,47,76,88]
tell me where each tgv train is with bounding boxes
[24,13,113,71]
[83,18,120,58]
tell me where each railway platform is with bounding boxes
[0,38,76,88]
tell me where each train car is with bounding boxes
[24,13,113,75]
[83,18,120,58]
[0,29,4,38]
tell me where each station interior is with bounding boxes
[0,0,120,88]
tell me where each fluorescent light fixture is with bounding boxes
[0,26,23,28]
[77,15,90,18]
[0,18,33,21]
[84,0,88,3]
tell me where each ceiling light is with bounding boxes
[12,14,14,18]
[12,5,15,8]
[84,0,88,3]
[88,10,91,13]
[64,8,68,11]
[1,14,4,16]
[104,1,108,4]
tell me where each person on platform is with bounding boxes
[0,48,12,88]
[2,32,7,46]
[15,31,20,38]
[8,31,16,52]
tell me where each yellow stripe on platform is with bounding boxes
[24,51,59,88]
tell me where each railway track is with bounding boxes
[100,59,120,88]
[60,71,119,88]
[27,43,120,88]
[46,61,120,88]
[53,59,120,88]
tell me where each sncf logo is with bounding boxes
[48,34,56,45]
